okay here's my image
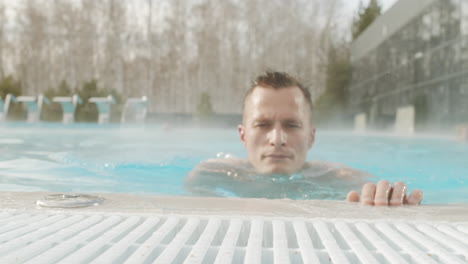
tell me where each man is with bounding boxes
[186,71,423,206]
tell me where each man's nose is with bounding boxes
[268,127,286,146]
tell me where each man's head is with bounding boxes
[239,71,315,175]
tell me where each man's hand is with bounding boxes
[346,180,423,206]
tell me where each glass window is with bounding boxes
[431,5,443,48]
[421,11,432,42]
[461,0,468,35]
[447,0,461,40]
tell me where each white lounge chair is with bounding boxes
[0,94,18,121]
[456,124,468,141]
[121,96,148,124]
[0,98,3,121]
[89,95,116,124]
[395,105,415,135]
[15,94,50,123]
[53,95,83,124]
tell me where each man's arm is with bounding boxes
[302,161,374,183]
[303,161,422,206]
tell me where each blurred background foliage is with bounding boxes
[0,0,382,124]
[0,75,24,120]
[314,0,381,127]
[1,76,123,122]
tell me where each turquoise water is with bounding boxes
[0,123,467,204]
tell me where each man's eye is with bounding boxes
[286,123,301,128]
[255,123,268,127]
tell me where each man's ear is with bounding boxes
[308,127,316,149]
[238,124,246,146]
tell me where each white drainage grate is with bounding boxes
[0,211,467,263]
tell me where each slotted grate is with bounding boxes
[0,211,467,263]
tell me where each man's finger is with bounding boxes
[374,180,391,206]
[389,181,406,206]
[361,183,376,205]
[346,191,360,202]
[405,189,423,205]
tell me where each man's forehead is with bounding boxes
[250,113,302,123]
[243,86,311,121]
[247,86,304,105]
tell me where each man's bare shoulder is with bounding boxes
[302,161,374,181]
[185,157,254,183]
[194,157,250,170]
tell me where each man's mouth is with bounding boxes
[264,154,292,159]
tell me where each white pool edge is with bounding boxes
[2,191,468,220]
[1,191,468,263]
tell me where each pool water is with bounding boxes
[0,123,467,204]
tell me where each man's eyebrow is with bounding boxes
[251,117,271,124]
[252,118,268,122]
[283,119,302,124]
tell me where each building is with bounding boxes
[348,0,468,131]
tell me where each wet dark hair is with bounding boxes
[242,70,313,118]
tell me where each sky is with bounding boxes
[1,0,400,43]
[336,0,398,39]
[344,0,399,19]
[2,0,399,27]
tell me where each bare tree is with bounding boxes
[0,2,5,79]
[16,0,49,94]
[99,0,127,93]
[2,0,341,114]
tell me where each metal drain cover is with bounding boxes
[36,193,104,208]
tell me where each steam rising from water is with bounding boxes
[0,124,467,203]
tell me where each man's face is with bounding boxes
[238,86,315,175]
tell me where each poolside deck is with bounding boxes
[1,192,467,263]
